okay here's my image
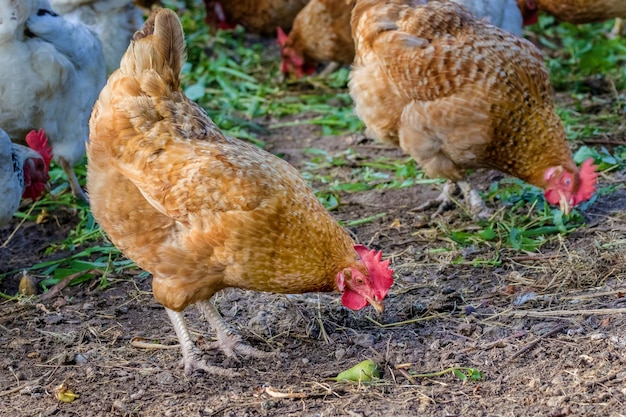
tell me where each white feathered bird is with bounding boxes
[50,0,144,74]
[0,0,105,201]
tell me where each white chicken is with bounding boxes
[0,129,52,227]
[0,0,105,202]
[50,0,144,74]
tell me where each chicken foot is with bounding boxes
[609,18,624,39]
[416,180,458,216]
[196,300,274,360]
[318,61,341,77]
[416,180,492,220]
[165,308,239,376]
[58,157,89,203]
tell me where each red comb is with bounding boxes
[276,26,288,46]
[573,158,597,205]
[354,245,394,298]
[523,12,538,25]
[25,129,53,168]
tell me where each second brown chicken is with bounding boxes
[349,0,597,218]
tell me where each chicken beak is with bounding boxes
[366,297,384,313]
[558,192,572,215]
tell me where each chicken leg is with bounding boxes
[58,157,89,203]
[166,308,238,376]
[416,180,492,220]
[610,18,625,38]
[196,300,274,359]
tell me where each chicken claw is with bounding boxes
[416,181,459,217]
[416,181,492,220]
[165,308,239,377]
[197,301,274,360]
[458,181,492,220]
[58,157,89,203]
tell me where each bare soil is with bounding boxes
[2,43,626,417]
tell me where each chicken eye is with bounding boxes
[356,277,364,285]
[564,178,571,186]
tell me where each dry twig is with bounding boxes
[506,325,565,363]
[130,336,180,350]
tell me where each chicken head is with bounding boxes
[22,129,52,200]
[337,245,394,313]
[543,159,597,215]
[203,0,236,29]
[517,0,538,25]
[277,26,315,78]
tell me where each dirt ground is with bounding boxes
[2,37,626,417]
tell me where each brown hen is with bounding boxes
[279,0,524,78]
[87,8,393,376]
[517,0,625,27]
[203,0,309,35]
[349,0,597,219]
[278,0,356,78]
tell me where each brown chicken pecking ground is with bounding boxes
[1,12,625,417]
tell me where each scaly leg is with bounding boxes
[58,157,89,203]
[196,300,273,359]
[416,180,459,216]
[416,181,492,220]
[609,18,624,39]
[458,181,492,220]
[318,61,341,77]
[165,308,238,376]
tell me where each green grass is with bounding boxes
[529,16,626,90]
[3,5,626,288]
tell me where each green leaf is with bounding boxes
[509,227,523,250]
[452,369,467,382]
[333,360,381,382]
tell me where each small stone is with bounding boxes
[457,323,473,336]
[42,405,58,417]
[75,353,89,364]
[155,371,175,385]
[335,348,346,361]
[353,334,375,348]
[44,314,63,325]
[546,396,567,407]
[112,399,130,413]
[130,390,145,401]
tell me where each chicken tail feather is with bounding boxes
[121,8,185,88]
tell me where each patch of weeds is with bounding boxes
[301,148,441,209]
[35,244,127,289]
[3,161,139,286]
[177,2,363,141]
[574,145,626,172]
[440,179,586,252]
[448,142,625,252]
[529,16,626,91]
